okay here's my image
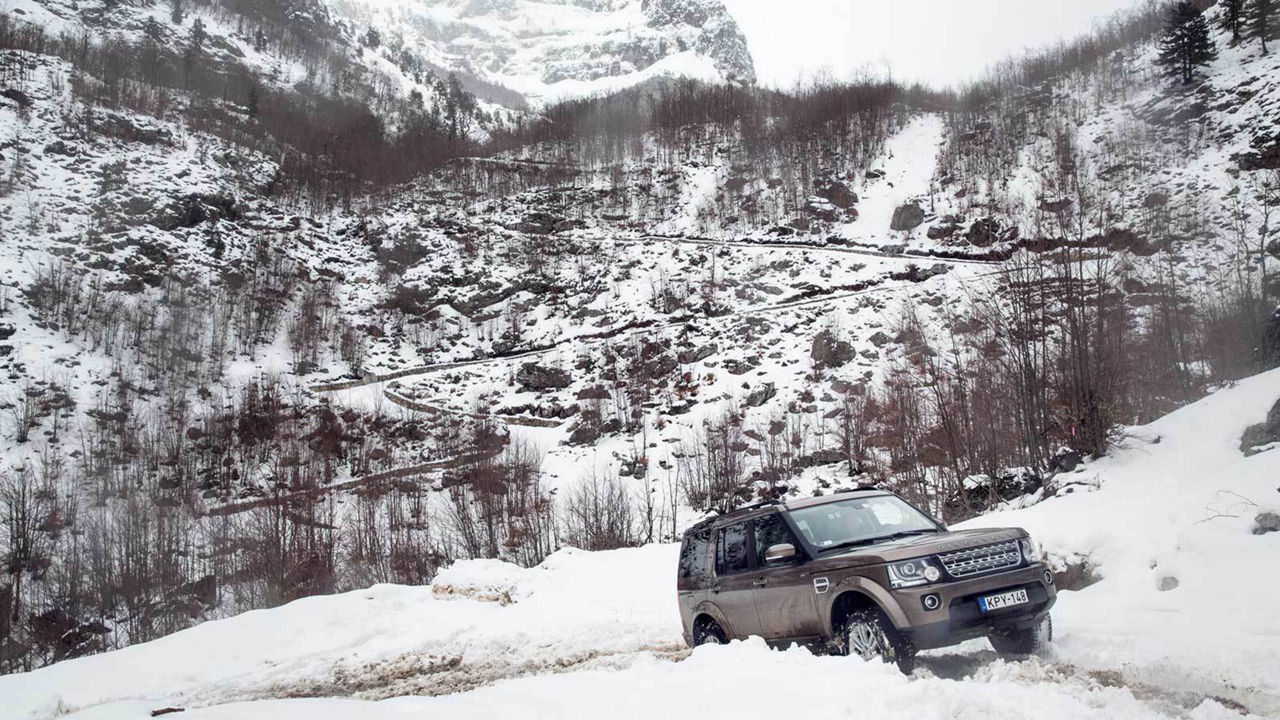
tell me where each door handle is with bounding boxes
[752,578,768,587]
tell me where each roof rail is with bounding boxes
[716,497,783,516]
[831,484,884,495]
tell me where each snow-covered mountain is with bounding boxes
[326,0,757,105]
[3,371,1278,719]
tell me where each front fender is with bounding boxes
[820,574,909,635]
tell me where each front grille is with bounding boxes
[938,540,1022,578]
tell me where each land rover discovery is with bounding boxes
[676,489,1056,672]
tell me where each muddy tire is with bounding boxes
[692,618,727,647]
[989,614,1053,656]
[842,608,916,674]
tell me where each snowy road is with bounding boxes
[45,646,1269,720]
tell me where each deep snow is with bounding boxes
[3,371,1279,719]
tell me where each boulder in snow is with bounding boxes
[890,202,925,231]
[743,383,776,408]
[810,329,855,369]
[517,363,571,391]
[1253,511,1280,536]
[815,179,858,209]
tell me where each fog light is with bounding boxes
[1044,570,1054,585]
[922,593,941,611]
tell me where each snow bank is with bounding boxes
[961,369,1280,707]
[0,545,683,719]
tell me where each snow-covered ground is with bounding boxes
[5,370,1278,719]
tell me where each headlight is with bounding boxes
[1020,536,1039,564]
[887,557,942,589]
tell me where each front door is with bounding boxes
[751,512,821,641]
[713,521,763,639]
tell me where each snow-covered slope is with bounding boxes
[5,371,1278,719]
[326,0,756,105]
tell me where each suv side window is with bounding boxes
[715,522,750,576]
[679,528,711,578]
[754,513,800,565]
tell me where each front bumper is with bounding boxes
[891,562,1056,650]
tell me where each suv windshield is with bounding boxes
[788,495,940,551]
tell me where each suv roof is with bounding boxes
[783,489,889,511]
[685,489,890,534]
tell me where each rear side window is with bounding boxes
[679,528,711,578]
[715,522,750,575]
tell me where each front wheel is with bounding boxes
[843,608,916,674]
[988,614,1053,656]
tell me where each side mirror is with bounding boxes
[765,543,797,563]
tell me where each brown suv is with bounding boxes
[676,489,1056,672]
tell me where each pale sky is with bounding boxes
[720,0,1149,88]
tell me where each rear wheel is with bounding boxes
[692,617,727,647]
[842,608,916,674]
[988,613,1053,656]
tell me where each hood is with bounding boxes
[807,527,1025,569]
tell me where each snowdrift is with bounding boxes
[3,372,1280,719]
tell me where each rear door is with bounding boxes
[751,512,822,641]
[712,520,764,639]
[677,527,713,635]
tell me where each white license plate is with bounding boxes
[978,588,1029,612]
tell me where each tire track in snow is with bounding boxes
[918,650,1278,718]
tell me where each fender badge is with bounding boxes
[813,577,830,594]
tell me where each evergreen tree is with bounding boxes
[169,0,185,25]
[183,18,206,87]
[189,17,206,51]
[143,17,165,44]
[1221,0,1247,44]
[1252,0,1278,54]
[1156,2,1217,84]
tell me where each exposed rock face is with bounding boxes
[1239,395,1280,455]
[927,216,962,240]
[1238,140,1280,171]
[517,363,571,391]
[1038,198,1071,213]
[722,357,759,375]
[890,202,925,231]
[967,217,1002,247]
[568,420,602,445]
[1143,191,1169,209]
[1,87,33,108]
[512,211,564,235]
[810,329,855,369]
[677,343,718,364]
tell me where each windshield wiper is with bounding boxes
[819,528,940,553]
